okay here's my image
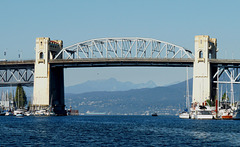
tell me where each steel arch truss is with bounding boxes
[0,68,34,87]
[213,67,240,84]
[54,38,194,60]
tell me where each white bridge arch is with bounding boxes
[54,38,194,60]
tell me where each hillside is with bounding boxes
[65,79,193,115]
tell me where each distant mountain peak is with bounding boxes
[65,78,157,94]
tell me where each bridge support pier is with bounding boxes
[33,37,66,115]
[192,35,217,105]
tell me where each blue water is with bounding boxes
[0,116,240,146]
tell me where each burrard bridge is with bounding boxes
[1,35,240,115]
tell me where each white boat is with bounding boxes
[219,108,233,119]
[14,109,25,116]
[179,111,190,119]
[35,109,48,116]
[5,111,13,116]
[45,111,55,116]
[193,105,213,120]
[218,101,234,119]
[24,111,32,116]
[16,112,24,117]
[233,102,240,120]
[34,110,44,116]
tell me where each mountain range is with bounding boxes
[65,79,193,115]
[65,78,157,94]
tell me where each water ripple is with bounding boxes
[0,116,239,146]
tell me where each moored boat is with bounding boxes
[179,111,190,119]
[233,102,240,120]
[34,110,45,116]
[16,112,24,117]
[5,111,13,116]
[24,111,32,116]
[194,110,213,120]
[192,104,213,120]
[14,109,25,116]
[218,101,233,120]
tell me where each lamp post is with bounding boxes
[18,50,22,61]
[4,48,7,60]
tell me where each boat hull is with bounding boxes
[195,115,213,120]
[233,111,240,120]
[222,115,232,120]
[179,113,190,119]
[16,114,24,117]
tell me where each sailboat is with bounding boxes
[47,94,55,116]
[14,88,24,117]
[218,78,235,119]
[179,67,190,119]
[179,109,190,119]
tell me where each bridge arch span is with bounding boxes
[54,38,194,60]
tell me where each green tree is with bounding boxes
[206,99,212,106]
[15,84,27,108]
[222,92,229,101]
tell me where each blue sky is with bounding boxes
[0,0,240,86]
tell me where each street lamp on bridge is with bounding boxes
[18,49,22,61]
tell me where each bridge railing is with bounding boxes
[54,38,194,60]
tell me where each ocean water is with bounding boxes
[0,115,240,146]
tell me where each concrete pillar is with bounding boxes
[192,35,217,105]
[33,37,66,115]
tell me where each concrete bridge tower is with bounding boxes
[33,37,66,115]
[192,35,217,105]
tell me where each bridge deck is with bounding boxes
[209,59,240,67]
[49,58,195,68]
[1,59,240,69]
[0,60,35,69]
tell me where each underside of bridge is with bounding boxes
[50,67,65,115]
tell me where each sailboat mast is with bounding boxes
[7,89,8,110]
[18,88,19,109]
[186,67,190,111]
[231,70,234,106]
[220,85,222,102]
[226,86,228,102]
[217,68,219,106]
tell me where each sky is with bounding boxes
[0,0,240,87]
